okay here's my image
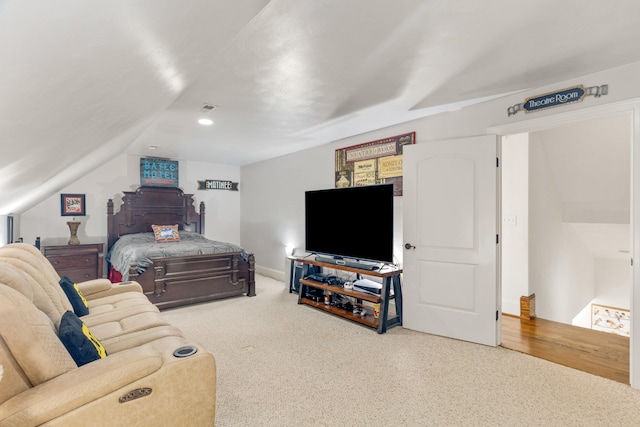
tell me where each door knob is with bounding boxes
[404,243,416,250]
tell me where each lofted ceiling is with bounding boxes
[2,0,640,215]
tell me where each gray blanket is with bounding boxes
[107,231,246,281]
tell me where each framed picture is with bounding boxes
[591,303,630,337]
[335,132,415,196]
[60,194,86,216]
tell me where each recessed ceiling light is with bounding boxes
[198,118,214,126]
[148,144,159,150]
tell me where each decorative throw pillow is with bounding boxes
[152,224,180,242]
[58,311,107,366]
[59,276,89,316]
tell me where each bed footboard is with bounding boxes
[129,251,256,309]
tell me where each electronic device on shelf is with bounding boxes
[305,273,328,282]
[353,278,382,295]
[305,184,394,268]
[304,288,324,302]
[326,276,344,286]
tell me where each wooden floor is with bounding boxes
[501,314,630,384]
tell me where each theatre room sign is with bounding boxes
[507,84,608,116]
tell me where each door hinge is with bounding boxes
[496,234,499,244]
[496,157,499,167]
[632,258,634,267]
[496,311,499,321]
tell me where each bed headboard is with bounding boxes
[107,186,204,251]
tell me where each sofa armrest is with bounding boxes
[0,347,162,426]
[1,335,215,427]
[78,279,142,299]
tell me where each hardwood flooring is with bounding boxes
[501,314,630,384]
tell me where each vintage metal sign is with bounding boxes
[140,157,179,187]
[335,132,415,196]
[507,84,608,116]
[197,180,239,191]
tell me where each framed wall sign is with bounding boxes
[60,194,86,216]
[335,132,415,196]
[140,157,179,188]
[591,303,630,337]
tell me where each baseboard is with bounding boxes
[502,299,520,317]
[256,264,285,282]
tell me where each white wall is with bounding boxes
[19,154,241,256]
[501,133,529,316]
[594,258,632,307]
[528,133,596,323]
[241,137,405,278]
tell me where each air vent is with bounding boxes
[201,104,218,112]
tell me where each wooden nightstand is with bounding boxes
[43,243,104,282]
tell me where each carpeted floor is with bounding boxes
[161,275,640,426]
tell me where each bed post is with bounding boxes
[246,253,256,297]
[107,199,114,250]
[199,201,205,234]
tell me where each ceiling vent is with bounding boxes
[201,103,218,113]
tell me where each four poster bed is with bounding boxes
[106,186,255,309]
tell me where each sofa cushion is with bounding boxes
[59,276,89,316]
[0,249,73,315]
[58,311,107,366]
[0,262,62,328]
[0,284,76,386]
[151,224,180,242]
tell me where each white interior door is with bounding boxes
[403,135,499,346]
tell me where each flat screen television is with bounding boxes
[305,184,394,265]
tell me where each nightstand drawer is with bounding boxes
[43,243,104,281]
[48,254,97,270]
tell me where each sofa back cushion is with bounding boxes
[0,262,62,328]
[0,284,76,389]
[0,247,72,315]
[7,242,62,285]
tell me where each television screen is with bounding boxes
[305,184,394,263]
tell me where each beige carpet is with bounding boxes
[161,275,640,426]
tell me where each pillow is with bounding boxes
[59,276,89,316]
[152,224,180,242]
[58,311,107,366]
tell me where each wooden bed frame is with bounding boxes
[107,186,255,309]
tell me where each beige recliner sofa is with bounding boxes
[0,243,216,426]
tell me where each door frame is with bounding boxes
[488,99,640,389]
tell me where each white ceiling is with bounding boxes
[2,0,640,214]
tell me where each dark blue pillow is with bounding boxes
[59,276,89,316]
[58,311,107,366]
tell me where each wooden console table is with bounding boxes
[296,257,402,334]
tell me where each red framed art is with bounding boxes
[60,194,86,216]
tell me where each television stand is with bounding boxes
[296,257,402,334]
[314,255,382,271]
